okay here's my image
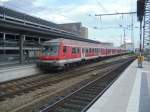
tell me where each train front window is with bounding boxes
[43,43,59,56]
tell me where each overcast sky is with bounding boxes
[0,0,140,47]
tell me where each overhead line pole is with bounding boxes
[95,11,137,50]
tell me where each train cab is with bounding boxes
[37,41,63,69]
[40,42,60,60]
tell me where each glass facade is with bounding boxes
[0,32,48,66]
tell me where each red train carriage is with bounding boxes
[37,38,127,69]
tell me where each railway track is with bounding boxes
[40,58,134,112]
[0,56,134,102]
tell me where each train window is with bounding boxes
[63,46,67,53]
[76,48,78,53]
[94,48,96,53]
[84,48,86,53]
[101,48,103,52]
[77,48,80,53]
[89,48,91,53]
[75,48,77,53]
[72,48,76,54]
[82,48,84,53]
[72,47,79,54]
[43,42,59,56]
[86,48,88,53]
[92,48,94,52]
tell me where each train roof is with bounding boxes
[44,38,125,50]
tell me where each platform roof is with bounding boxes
[0,6,99,44]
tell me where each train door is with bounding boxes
[81,48,85,59]
[62,46,67,59]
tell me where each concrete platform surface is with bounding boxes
[0,64,42,83]
[87,60,150,112]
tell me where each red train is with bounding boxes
[37,38,127,69]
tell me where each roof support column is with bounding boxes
[3,33,6,55]
[19,34,24,64]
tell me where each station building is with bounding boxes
[0,8,89,66]
[59,22,88,39]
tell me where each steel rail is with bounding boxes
[40,58,134,112]
[0,57,133,101]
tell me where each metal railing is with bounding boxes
[143,0,150,51]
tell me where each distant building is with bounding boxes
[120,43,134,51]
[59,22,88,39]
[80,27,88,39]
[100,42,114,47]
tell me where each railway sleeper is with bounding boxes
[0,97,6,101]
[7,95,15,98]
[90,85,106,89]
[83,88,102,93]
[72,96,93,102]
[17,86,25,89]
[79,91,98,96]
[54,106,78,112]
[22,90,30,93]
[0,91,6,96]
[89,86,105,90]
[62,102,85,111]
[15,92,23,96]
[68,99,89,106]
[75,93,97,99]
[95,83,110,88]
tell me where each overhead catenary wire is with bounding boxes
[95,0,108,13]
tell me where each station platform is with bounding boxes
[87,59,150,112]
[0,64,41,83]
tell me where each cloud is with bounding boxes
[0,0,138,47]
[0,0,136,23]
[1,0,40,13]
[34,12,74,23]
[0,0,11,2]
